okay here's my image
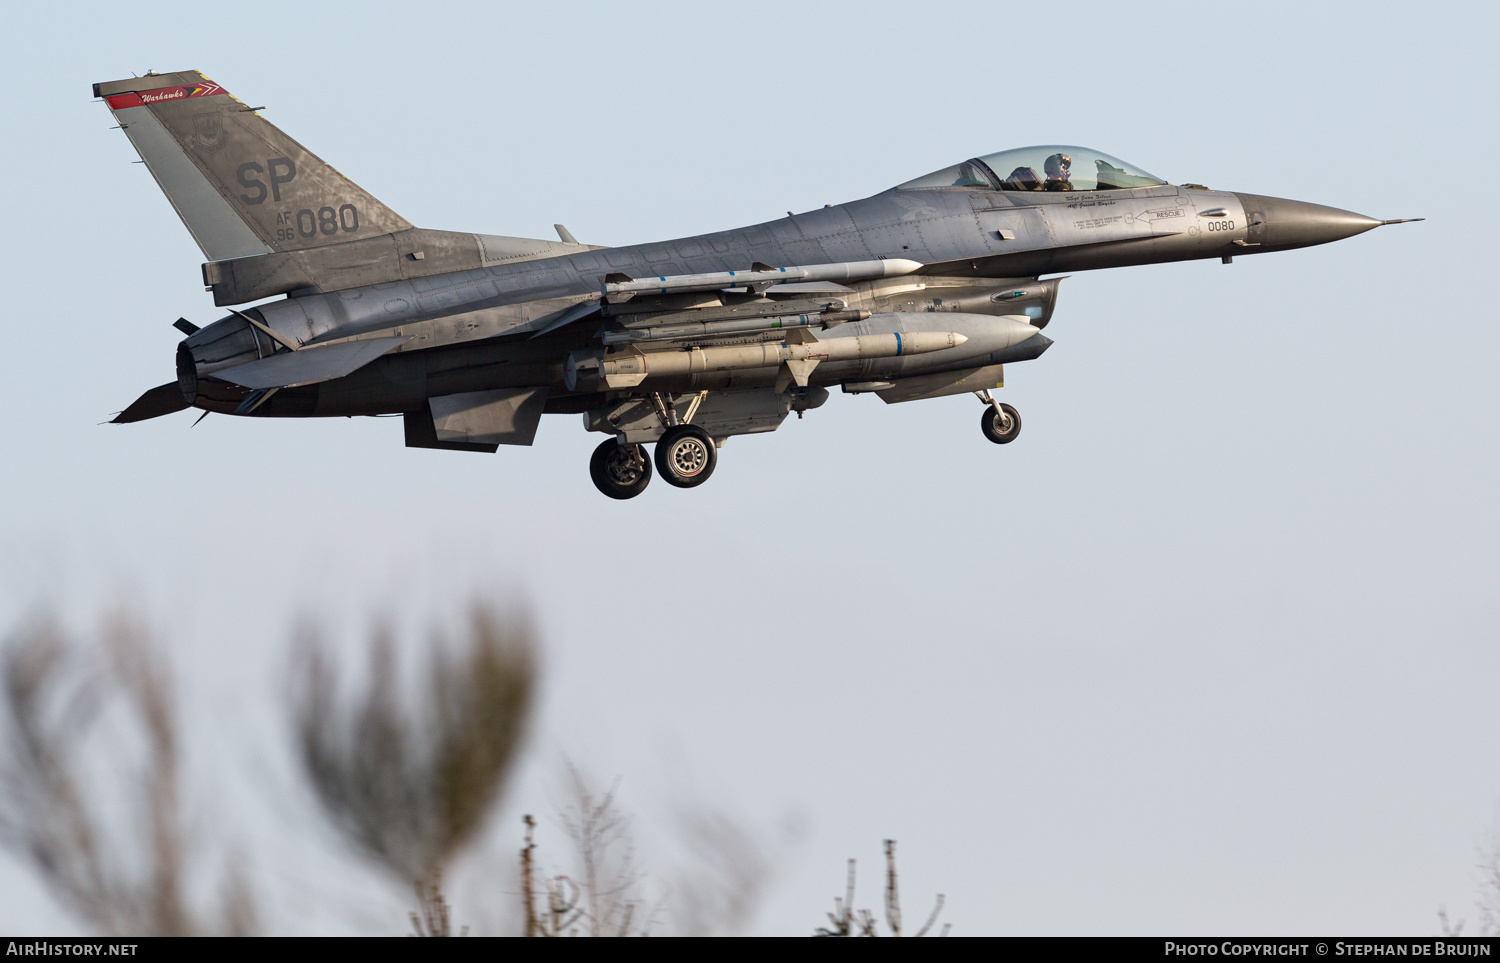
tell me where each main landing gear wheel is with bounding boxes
[654,425,717,488]
[590,439,652,500]
[980,403,1022,444]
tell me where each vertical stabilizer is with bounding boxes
[94,70,412,262]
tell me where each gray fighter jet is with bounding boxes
[101,70,1419,499]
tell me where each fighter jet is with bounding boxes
[100,70,1419,499]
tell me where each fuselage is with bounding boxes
[181,180,1380,419]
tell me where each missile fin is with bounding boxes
[786,358,819,387]
[774,363,792,394]
[776,359,819,392]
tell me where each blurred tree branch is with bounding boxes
[0,613,254,936]
[518,766,653,936]
[1443,828,1500,938]
[816,839,945,937]
[410,867,465,936]
[292,604,534,884]
[670,806,770,936]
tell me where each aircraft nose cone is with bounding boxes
[1233,193,1383,250]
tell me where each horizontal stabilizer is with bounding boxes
[211,336,410,389]
[112,383,190,423]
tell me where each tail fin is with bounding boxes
[94,70,411,262]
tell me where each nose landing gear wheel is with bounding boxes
[981,403,1021,444]
[654,425,717,488]
[590,439,652,499]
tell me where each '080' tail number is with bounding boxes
[273,205,359,241]
[237,158,363,241]
[1206,218,1236,232]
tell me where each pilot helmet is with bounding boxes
[1044,153,1072,178]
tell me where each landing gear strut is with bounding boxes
[976,390,1021,445]
[589,438,652,499]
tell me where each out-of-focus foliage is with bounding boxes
[1439,831,1500,938]
[0,605,826,937]
[0,613,254,936]
[409,868,464,937]
[519,765,653,936]
[670,807,770,936]
[292,605,535,883]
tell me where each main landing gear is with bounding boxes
[655,424,717,488]
[588,427,719,500]
[976,389,1021,444]
[589,439,652,500]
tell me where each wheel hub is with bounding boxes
[668,438,709,476]
[605,447,644,484]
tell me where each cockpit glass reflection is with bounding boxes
[898,146,1166,192]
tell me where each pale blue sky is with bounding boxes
[0,0,1495,935]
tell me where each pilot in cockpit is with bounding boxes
[1043,152,1073,191]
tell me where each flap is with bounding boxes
[211,336,410,389]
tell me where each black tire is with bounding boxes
[980,403,1022,444]
[654,425,717,488]
[589,439,652,499]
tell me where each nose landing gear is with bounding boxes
[976,390,1021,444]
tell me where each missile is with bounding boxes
[601,258,924,300]
[600,309,871,345]
[567,329,966,391]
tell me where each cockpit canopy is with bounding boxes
[898,146,1166,193]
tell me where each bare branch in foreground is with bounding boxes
[518,766,668,936]
[816,839,945,937]
[410,867,466,937]
[0,612,254,936]
[1477,830,1500,937]
[292,604,535,884]
[670,807,770,936]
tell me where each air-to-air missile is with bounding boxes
[600,306,872,345]
[601,259,925,300]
